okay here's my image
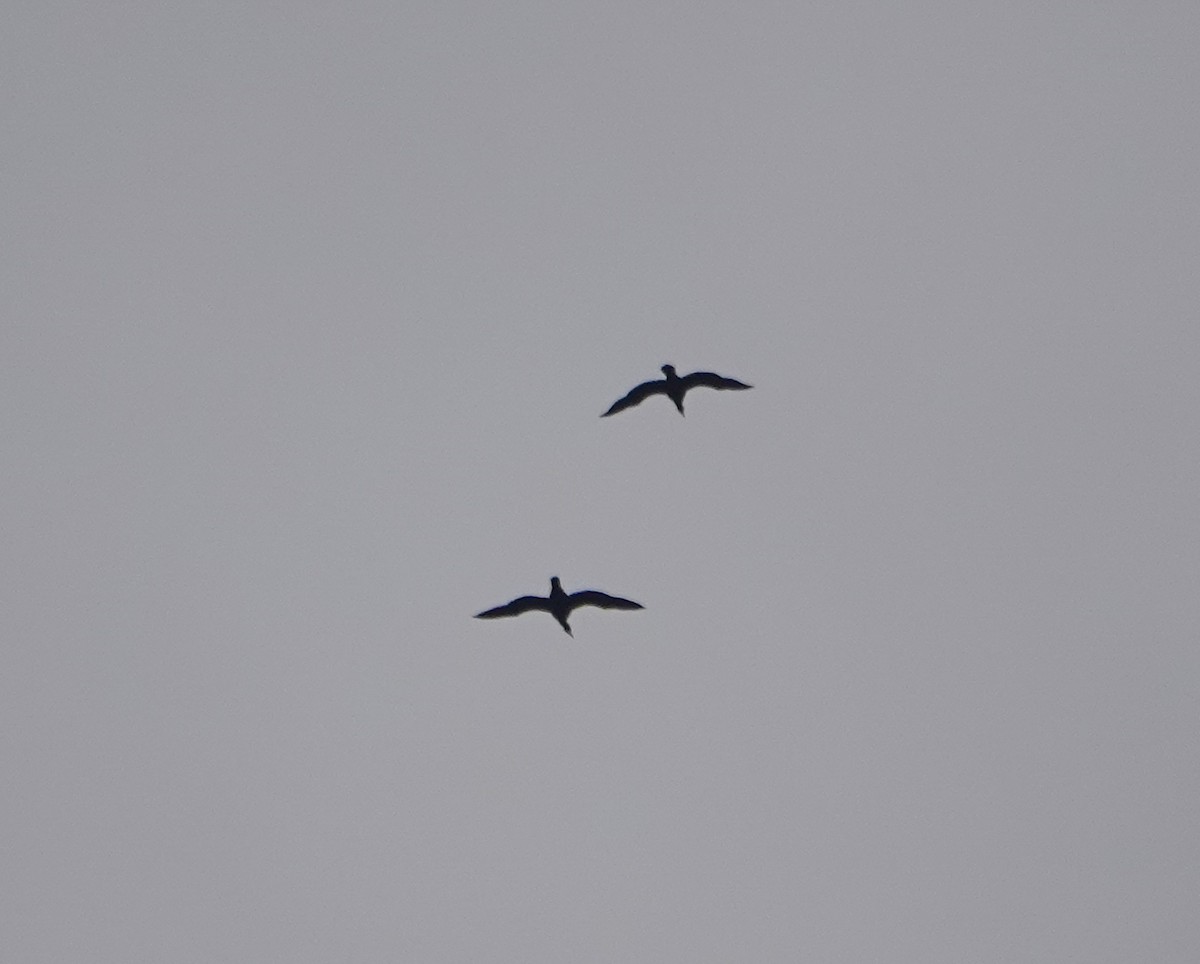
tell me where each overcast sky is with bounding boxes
[4,2,1199,961]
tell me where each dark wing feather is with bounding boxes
[567,590,645,612]
[600,379,667,417]
[475,595,551,619]
[681,371,752,391]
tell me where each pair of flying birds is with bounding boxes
[475,363,752,636]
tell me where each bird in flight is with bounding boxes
[601,364,752,417]
[475,576,644,636]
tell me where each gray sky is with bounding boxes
[4,2,1198,960]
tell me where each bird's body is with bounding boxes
[475,576,643,636]
[601,364,752,417]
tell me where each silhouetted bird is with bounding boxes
[474,576,644,636]
[601,364,752,417]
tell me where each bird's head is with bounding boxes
[550,576,562,591]
[660,364,676,377]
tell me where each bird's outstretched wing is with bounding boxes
[567,590,645,612]
[681,371,752,392]
[601,379,667,417]
[475,595,551,619]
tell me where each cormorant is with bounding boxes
[601,364,752,417]
[474,576,644,636]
